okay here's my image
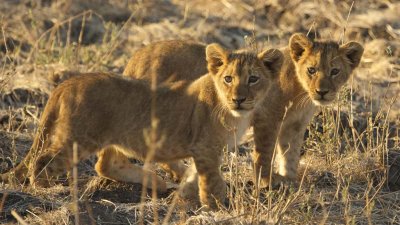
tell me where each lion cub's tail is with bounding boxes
[0,100,58,184]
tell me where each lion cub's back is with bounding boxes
[53,73,149,104]
[123,40,208,83]
[46,73,152,133]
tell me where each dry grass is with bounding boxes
[0,0,399,224]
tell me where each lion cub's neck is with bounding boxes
[278,49,304,95]
[278,48,314,110]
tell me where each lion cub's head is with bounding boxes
[289,33,364,106]
[206,43,283,117]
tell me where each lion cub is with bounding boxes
[1,43,283,209]
[252,34,364,187]
[123,34,364,188]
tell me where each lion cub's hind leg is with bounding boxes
[158,161,187,182]
[31,148,73,187]
[31,140,101,187]
[95,147,167,193]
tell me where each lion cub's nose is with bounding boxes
[316,89,329,98]
[232,97,246,106]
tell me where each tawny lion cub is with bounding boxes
[123,34,364,188]
[252,34,363,187]
[0,43,283,209]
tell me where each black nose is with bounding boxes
[232,97,246,106]
[316,89,329,97]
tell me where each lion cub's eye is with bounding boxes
[224,76,233,84]
[248,76,259,85]
[330,68,340,76]
[307,67,317,75]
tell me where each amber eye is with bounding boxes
[248,76,259,84]
[307,67,317,75]
[330,68,340,76]
[224,76,233,83]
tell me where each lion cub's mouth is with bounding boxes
[229,103,253,111]
[229,105,254,117]
[310,91,336,106]
[227,98,255,117]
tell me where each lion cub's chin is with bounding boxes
[311,98,335,106]
[230,109,252,118]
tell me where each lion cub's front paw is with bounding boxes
[255,173,296,190]
[179,178,200,204]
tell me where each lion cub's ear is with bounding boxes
[258,49,284,78]
[289,33,313,62]
[339,41,364,70]
[206,43,229,75]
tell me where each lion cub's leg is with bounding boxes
[31,149,72,187]
[31,141,101,187]
[192,153,226,210]
[178,163,199,201]
[158,161,187,182]
[252,115,285,188]
[276,129,305,183]
[95,147,167,193]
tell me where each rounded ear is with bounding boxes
[340,41,364,69]
[257,49,284,78]
[206,43,228,74]
[289,33,313,62]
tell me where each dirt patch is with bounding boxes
[0,191,59,223]
[84,176,172,204]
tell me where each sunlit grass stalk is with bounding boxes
[139,48,160,225]
[72,142,79,225]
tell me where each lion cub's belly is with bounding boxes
[153,145,193,161]
[116,141,193,162]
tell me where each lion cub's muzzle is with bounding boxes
[232,97,246,109]
[229,97,256,117]
[312,88,335,105]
